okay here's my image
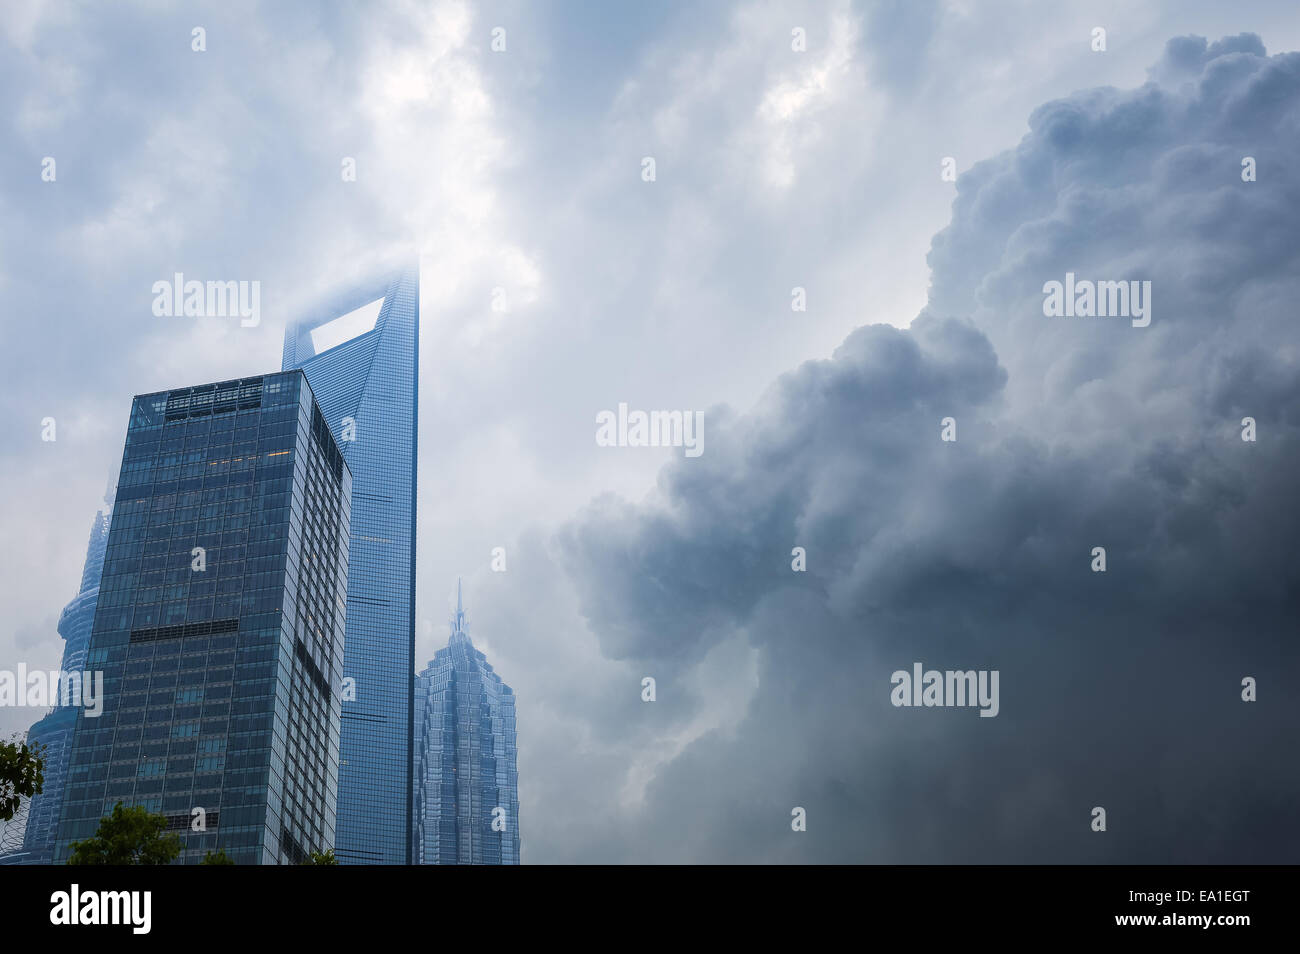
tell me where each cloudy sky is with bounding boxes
[2,0,1298,862]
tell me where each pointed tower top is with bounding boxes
[451,578,469,640]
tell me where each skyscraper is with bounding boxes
[281,266,418,865]
[54,371,351,864]
[413,582,520,865]
[9,507,112,864]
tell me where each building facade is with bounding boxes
[53,371,351,864]
[413,583,520,865]
[281,267,418,864]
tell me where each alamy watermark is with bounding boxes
[151,273,260,327]
[0,666,103,717]
[50,884,150,934]
[890,663,999,718]
[596,403,704,457]
[1042,272,1151,327]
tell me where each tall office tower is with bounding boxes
[413,583,520,865]
[53,371,351,865]
[9,507,112,864]
[281,267,418,864]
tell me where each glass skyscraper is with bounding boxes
[53,371,351,864]
[413,583,520,865]
[6,507,112,864]
[281,266,418,865]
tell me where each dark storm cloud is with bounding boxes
[558,36,1300,862]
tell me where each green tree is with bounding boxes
[67,802,182,865]
[200,849,235,865]
[0,737,44,822]
[302,849,338,865]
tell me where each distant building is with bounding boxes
[413,582,520,864]
[6,507,112,864]
[53,371,351,864]
[282,266,419,864]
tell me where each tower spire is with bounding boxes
[451,578,468,638]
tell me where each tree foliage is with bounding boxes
[0,737,44,822]
[67,802,182,865]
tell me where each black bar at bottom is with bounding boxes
[2,864,1284,940]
